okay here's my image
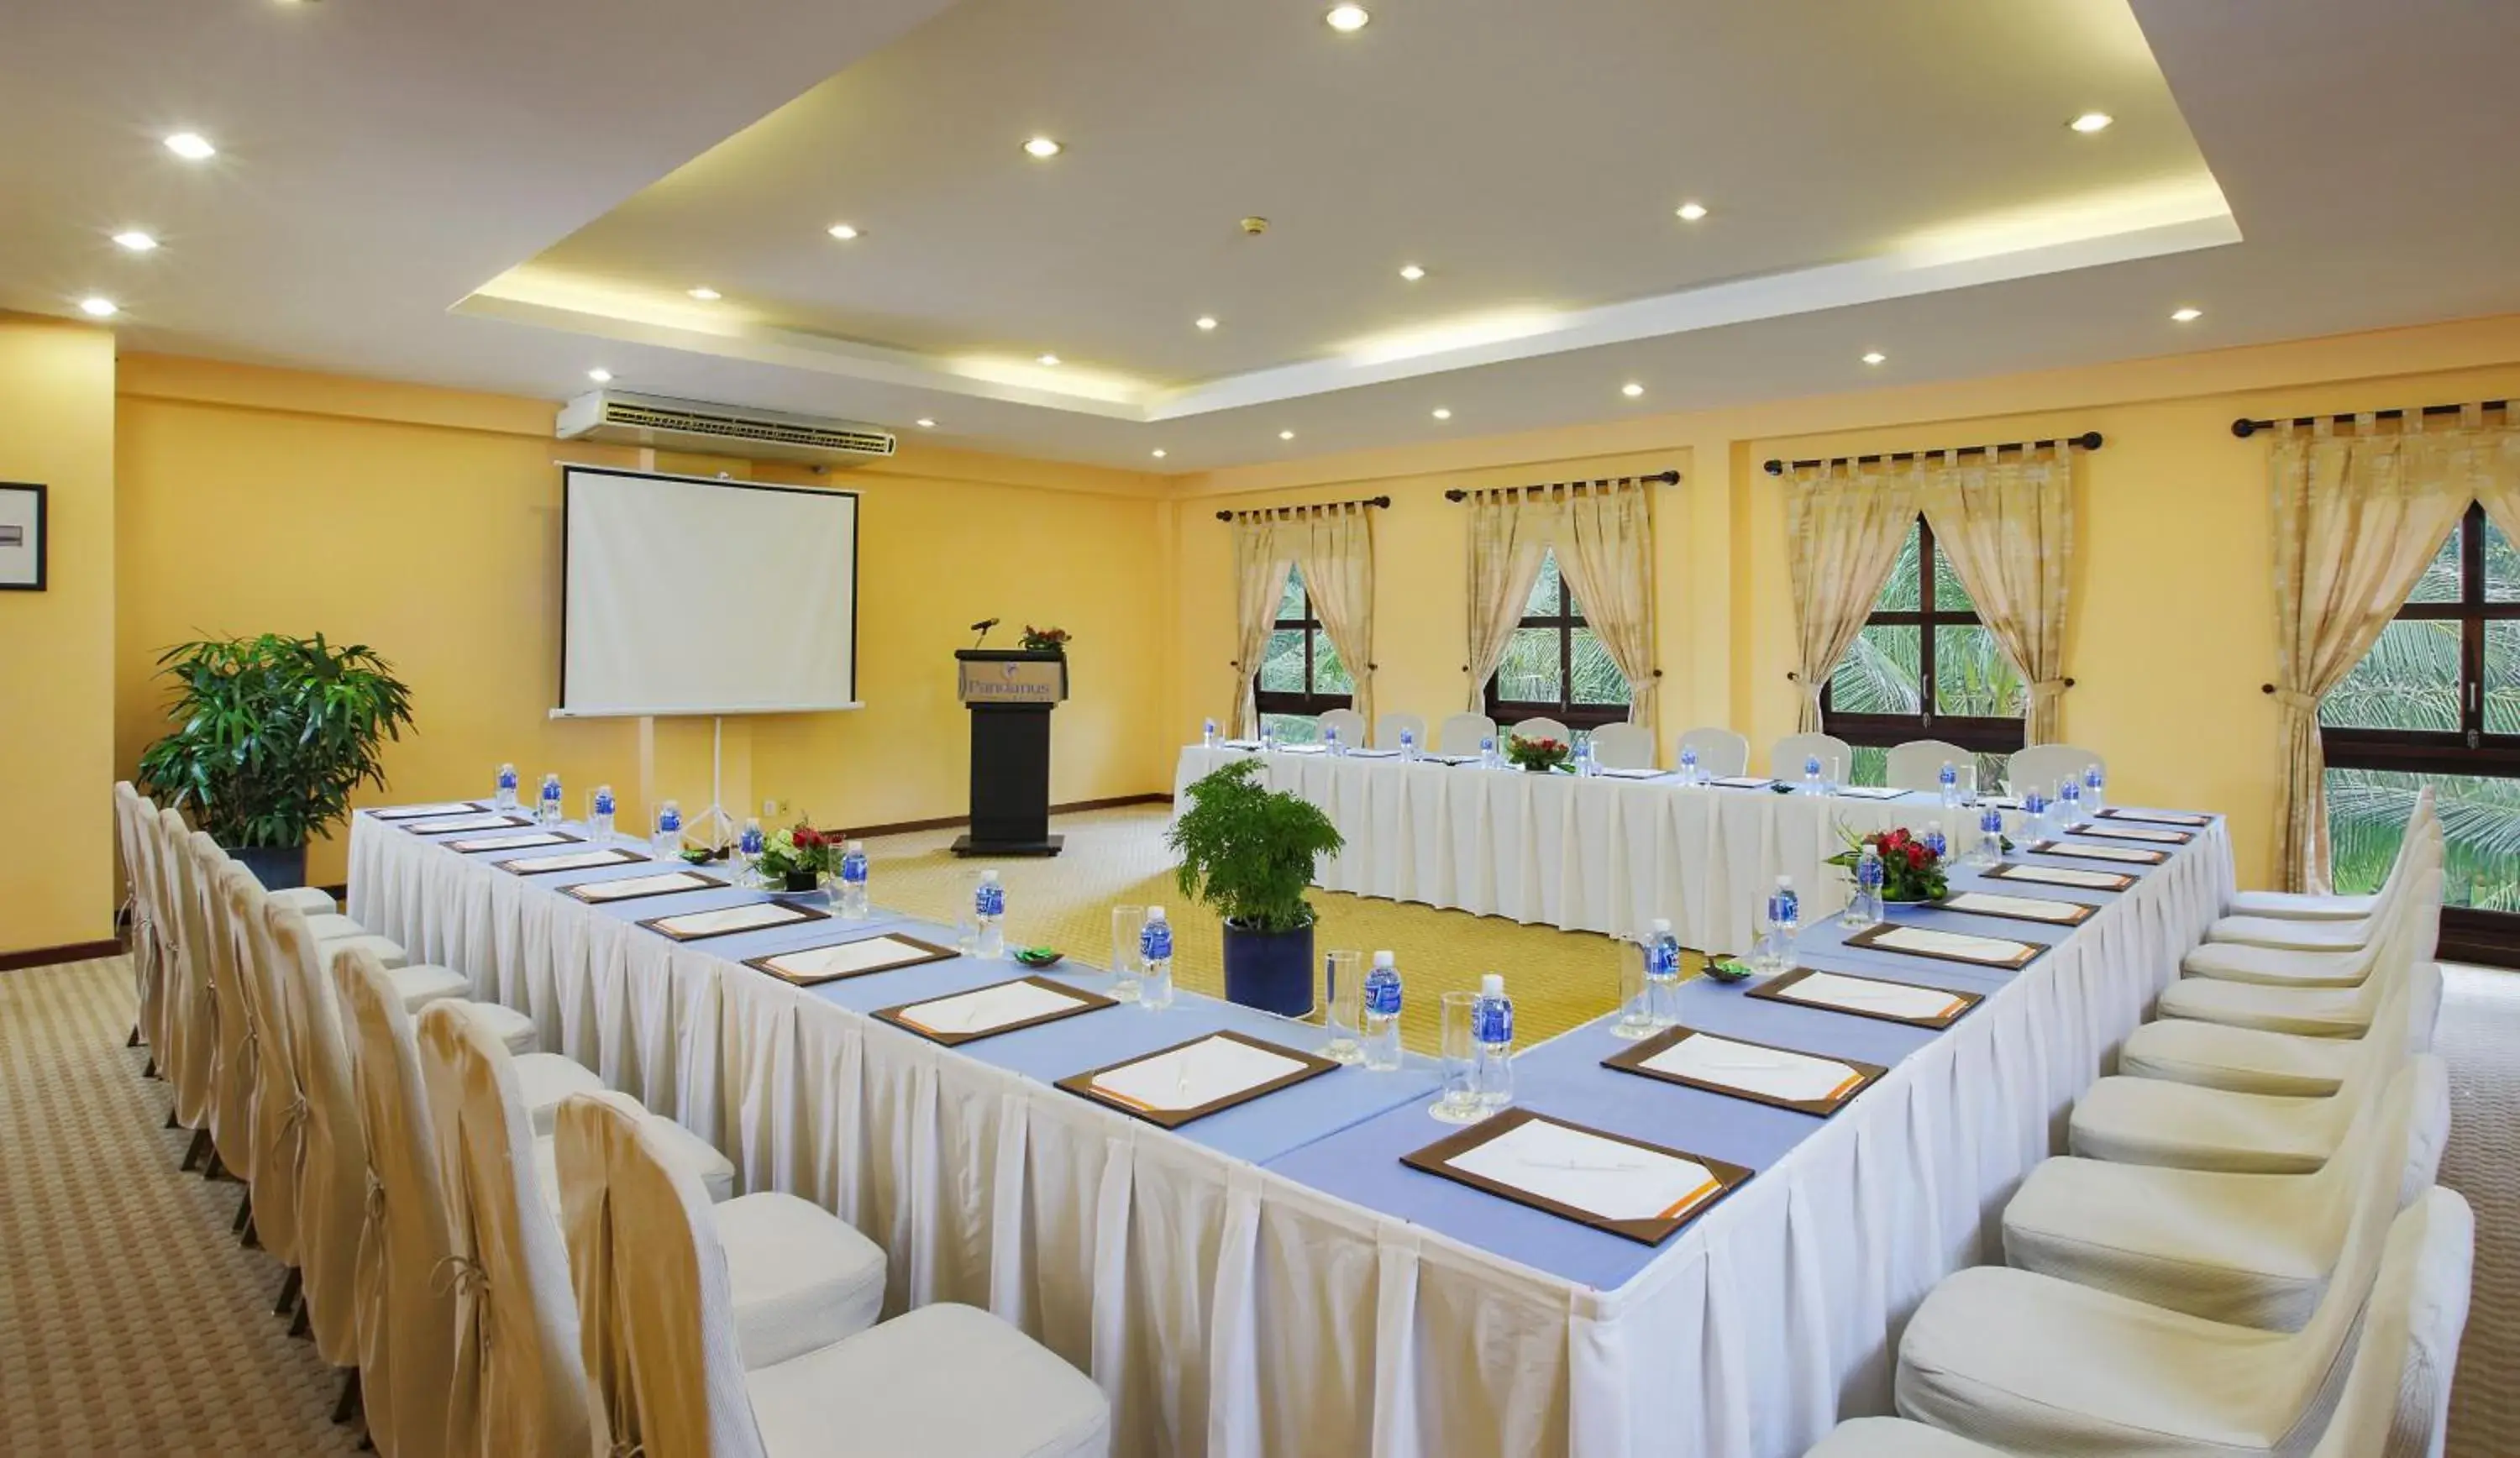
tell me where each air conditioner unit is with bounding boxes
[555,390,896,465]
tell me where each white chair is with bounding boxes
[1316,706,1367,747]
[1771,732,1851,784]
[1373,711,1426,750]
[113,784,165,1062]
[187,836,263,1186]
[265,898,386,1371]
[2005,1057,2447,1331]
[2226,789,2438,923]
[1588,721,1654,769]
[1676,726,1750,779]
[2183,831,2441,989]
[1883,740,1972,793]
[154,805,218,1146]
[1507,716,1571,744]
[2118,961,2441,1100]
[1804,1418,2010,1455]
[2158,874,2443,1040]
[1436,711,1496,755]
[554,1089,1111,1458]
[1893,1085,2441,1458]
[2202,822,2442,956]
[2003,742,2102,798]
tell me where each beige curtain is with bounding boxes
[1920,443,2078,744]
[1551,480,1660,733]
[1783,462,1923,731]
[1228,517,1292,738]
[1289,501,1378,728]
[1464,489,1551,711]
[2267,412,2512,892]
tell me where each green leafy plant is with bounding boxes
[754,821,833,884]
[1019,625,1071,653]
[135,632,416,849]
[1165,758,1344,932]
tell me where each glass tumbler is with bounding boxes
[1431,990,1484,1124]
[1322,950,1364,1064]
[1612,937,1657,1040]
[1109,904,1146,1002]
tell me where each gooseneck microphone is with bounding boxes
[971,616,1000,648]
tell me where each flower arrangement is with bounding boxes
[1826,824,1949,902]
[756,821,835,892]
[1504,733,1572,773]
[1019,625,1071,653]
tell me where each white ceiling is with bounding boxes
[5,0,2518,472]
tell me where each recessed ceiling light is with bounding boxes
[1675,202,1709,222]
[1399,264,1425,281]
[1194,316,1219,331]
[2171,307,2203,323]
[1152,448,1168,459]
[916,417,936,428]
[1024,136,1063,159]
[827,223,861,241]
[687,286,721,301]
[1278,429,1296,441]
[79,296,119,317]
[163,131,216,160]
[1621,382,1644,398]
[587,368,612,383]
[1037,353,1062,366]
[1861,351,1887,365]
[112,230,160,253]
[1326,4,1370,31]
[2069,112,2113,134]
[1431,407,1452,420]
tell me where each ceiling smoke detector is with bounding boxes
[1240,217,1270,236]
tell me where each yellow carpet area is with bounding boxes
[848,803,1667,1052]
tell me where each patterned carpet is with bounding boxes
[1,806,2506,1454]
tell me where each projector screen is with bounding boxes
[559,466,858,717]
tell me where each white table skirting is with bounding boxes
[353,809,2233,1458]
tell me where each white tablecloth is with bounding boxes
[1174,746,1990,950]
[353,807,2233,1458]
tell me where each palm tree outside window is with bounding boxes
[1253,567,1353,743]
[1820,517,2026,786]
[1483,550,1632,732]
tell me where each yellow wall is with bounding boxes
[113,356,1173,890]
[1170,314,2520,893]
[0,315,118,956]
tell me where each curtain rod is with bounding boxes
[2230,400,2511,438]
[1215,494,1390,522]
[1761,432,2102,476]
[1441,469,1680,502]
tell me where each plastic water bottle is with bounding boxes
[1203,717,1219,750]
[538,773,564,826]
[1362,952,1403,1071]
[1924,821,1949,860]
[1939,762,1960,811]
[1761,875,1801,973]
[1679,746,1698,784]
[2083,766,2106,814]
[1801,755,1824,795]
[1977,805,2007,868]
[974,870,1006,958]
[1473,973,1515,1112]
[2022,788,2051,842]
[1851,845,1886,926]
[838,840,869,919]
[1644,919,1684,1027]
[1480,736,1500,770]
[495,763,520,811]
[1260,721,1278,755]
[738,816,764,875]
[591,784,617,844]
[1137,905,1174,1010]
[1575,735,1597,778]
[652,800,682,857]
[2060,775,2083,826]
[1324,723,1342,757]
[1399,727,1419,763]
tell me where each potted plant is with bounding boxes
[755,820,834,894]
[1019,624,1071,654]
[136,632,416,890]
[1824,824,1950,903]
[1165,758,1344,1015]
[1504,732,1572,774]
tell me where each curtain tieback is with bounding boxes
[2271,687,2319,712]
[2030,678,2071,696]
[430,1253,490,1299]
[364,1170,388,1230]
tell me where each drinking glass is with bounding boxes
[1431,990,1484,1123]
[1611,937,1656,1041]
[1952,763,1979,806]
[1109,904,1147,1002]
[1322,950,1364,1063]
[953,870,984,956]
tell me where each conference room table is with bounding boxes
[351,798,2232,1458]
[1173,742,2029,951]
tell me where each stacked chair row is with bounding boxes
[113,782,1110,1458]
[1809,791,2475,1457]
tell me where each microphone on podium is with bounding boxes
[971,616,1000,648]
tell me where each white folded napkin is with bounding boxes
[1447,1118,1721,1223]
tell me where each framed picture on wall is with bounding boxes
[0,483,45,591]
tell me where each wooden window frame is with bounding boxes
[1483,553,1632,732]
[1252,569,1354,721]
[1819,516,2027,758]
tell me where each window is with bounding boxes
[2321,502,2520,961]
[1254,566,1352,743]
[1821,516,2025,787]
[1484,551,1632,732]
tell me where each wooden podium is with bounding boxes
[951,648,1067,857]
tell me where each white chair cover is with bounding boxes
[335,945,462,1458]
[2120,962,2440,1099]
[226,866,307,1269]
[157,805,217,1131]
[1675,726,1750,778]
[417,999,592,1458]
[1882,740,1973,793]
[1771,731,1851,783]
[1435,711,1495,754]
[1373,711,1425,749]
[266,899,373,1367]
[2305,1188,2472,1458]
[114,784,167,1052]
[1315,707,1368,746]
[2229,788,2438,923]
[192,833,260,1181]
[1507,716,1571,744]
[2004,742,2103,798]
[1805,1417,2010,1456]
[1588,721,1655,769]
[2162,876,2442,1040]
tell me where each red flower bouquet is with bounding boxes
[1824,824,1949,902]
[1504,734,1572,773]
[758,820,835,891]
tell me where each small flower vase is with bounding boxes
[782,868,821,894]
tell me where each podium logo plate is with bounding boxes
[961,657,1066,703]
